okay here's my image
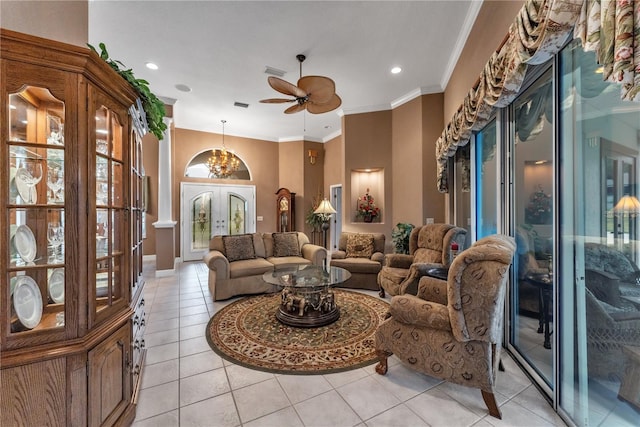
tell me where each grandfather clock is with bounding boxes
[275,188,295,232]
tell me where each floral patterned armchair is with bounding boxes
[377,223,467,298]
[374,234,516,419]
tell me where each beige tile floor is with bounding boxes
[132,260,567,427]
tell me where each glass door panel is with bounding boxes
[510,68,554,386]
[92,101,126,324]
[5,86,66,336]
[475,119,498,239]
[229,193,247,235]
[559,40,640,426]
[192,192,213,252]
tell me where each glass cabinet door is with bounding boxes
[5,85,67,339]
[92,98,128,326]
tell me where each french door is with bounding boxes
[180,183,255,261]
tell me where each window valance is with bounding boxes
[436,0,640,193]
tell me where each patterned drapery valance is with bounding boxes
[436,0,640,193]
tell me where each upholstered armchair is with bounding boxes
[329,232,385,291]
[377,223,467,298]
[375,234,516,419]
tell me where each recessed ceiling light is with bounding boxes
[145,62,159,70]
[175,84,192,93]
[391,66,402,74]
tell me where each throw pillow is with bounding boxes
[222,234,256,262]
[346,233,375,258]
[272,232,301,257]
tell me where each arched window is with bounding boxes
[184,149,250,180]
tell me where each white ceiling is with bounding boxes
[88,1,482,142]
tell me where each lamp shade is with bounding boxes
[314,199,336,215]
[613,194,640,213]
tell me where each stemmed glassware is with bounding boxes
[21,158,43,204]
[47,166,64,203]
[47,222,64,262]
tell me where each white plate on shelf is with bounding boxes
[13,225,37,262]
[48,268,65,303]
[14,168,37,204]
[12,276,43,329]
[96,272,109,297]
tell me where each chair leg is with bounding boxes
[378,287,385,298]
[375,349,392,375]
[481,390,502,419]
[499,358,505,372]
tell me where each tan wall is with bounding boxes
[443,0,524,122]
[342,110,392,237]
[142,133,159,255]
[421,93,446,221]
[277,141,303,231]
[171,128,280,256]
[323,134,344,197]
[303,140,325,236]
[0,1,88,46]
[392,97,424,228]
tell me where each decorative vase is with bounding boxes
[364,214,373,223]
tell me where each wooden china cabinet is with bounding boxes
[0,30,147,426]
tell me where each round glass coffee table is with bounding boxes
[263,265,351,327]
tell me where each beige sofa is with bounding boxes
[329,232,385,291]
[203,232,326,301]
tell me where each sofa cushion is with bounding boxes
[273,232,301,257]
[346,233,374,258]
[229,258,274,278]
[330,257,382,274]
[223,234,256,262]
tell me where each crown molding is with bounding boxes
[440,0,483,91]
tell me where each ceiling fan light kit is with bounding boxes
[260,54,341,114]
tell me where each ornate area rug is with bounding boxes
[206,289,389,375]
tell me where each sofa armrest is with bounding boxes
[384,253,414,269]
[388,294,451,330]
[203,250,230,280]
[371,252,384,264]
[301,243,327,266]
[332,250,347,260]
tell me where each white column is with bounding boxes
[154,117,176,226]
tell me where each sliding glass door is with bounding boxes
[558,40,640,426]
[509,68,555,388]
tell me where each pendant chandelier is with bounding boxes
[207,119,240,179]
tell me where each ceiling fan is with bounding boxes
[260,54,342,114]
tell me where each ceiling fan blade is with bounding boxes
[260,98,295,104]
[307,94,342,114]
[268,76,306,98]
[284,103,307,114]
[298,75,335,105]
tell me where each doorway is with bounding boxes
[330,185,342,251]
[180,183,255,261]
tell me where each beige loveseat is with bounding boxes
[203,232,326,301]
[329,232,385,291]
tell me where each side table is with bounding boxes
[524,272,553,349]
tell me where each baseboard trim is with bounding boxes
[143,254,156,262]
[155,268,176,278]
